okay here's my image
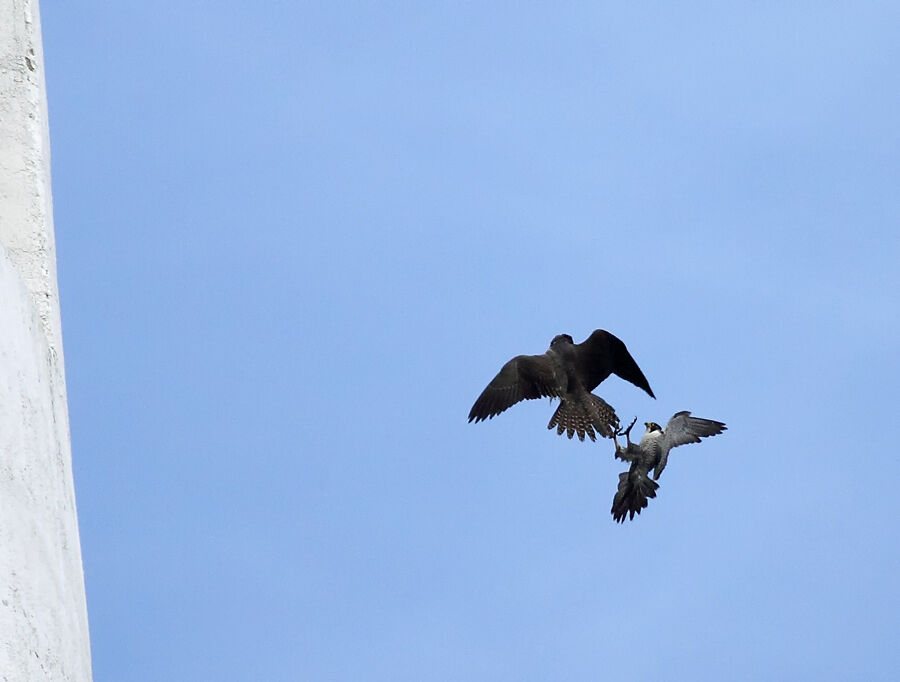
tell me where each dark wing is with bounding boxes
[613,440,644,463]
[468,354,564,423]
[573,329,655,398]
[611,463,659,523]
[653,411,727,479]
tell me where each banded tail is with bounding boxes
[547,393,619,442]
[611,470,659,523]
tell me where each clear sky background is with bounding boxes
[41,2,898,680]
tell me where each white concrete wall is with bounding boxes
[0,1,93,679]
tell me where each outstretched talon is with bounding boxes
[613,416,637,453]
[621,417,637,444]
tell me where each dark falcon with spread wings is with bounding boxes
[610,412,727,522]
[468,330,655,441]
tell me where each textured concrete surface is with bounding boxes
[0,1,92,679]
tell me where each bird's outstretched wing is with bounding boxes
[573,329,655,398]
[654,411,727,479]
[613,441,643,463]
[468,354,563,423]
[611,466,659,523]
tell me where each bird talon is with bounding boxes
[623,417,637,438]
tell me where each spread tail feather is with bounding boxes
[547,394,619,441]
[611,470,659,523]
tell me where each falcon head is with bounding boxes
[645,421,662,433]
[550,333,574,347]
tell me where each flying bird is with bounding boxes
[468,330,655,441]
[610,412,726,522]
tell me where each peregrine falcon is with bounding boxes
[468,329,655,441]
[610,412,726,522]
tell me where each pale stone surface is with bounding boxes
[0,1,93,679]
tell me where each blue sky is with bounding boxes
[42,3,899,680]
